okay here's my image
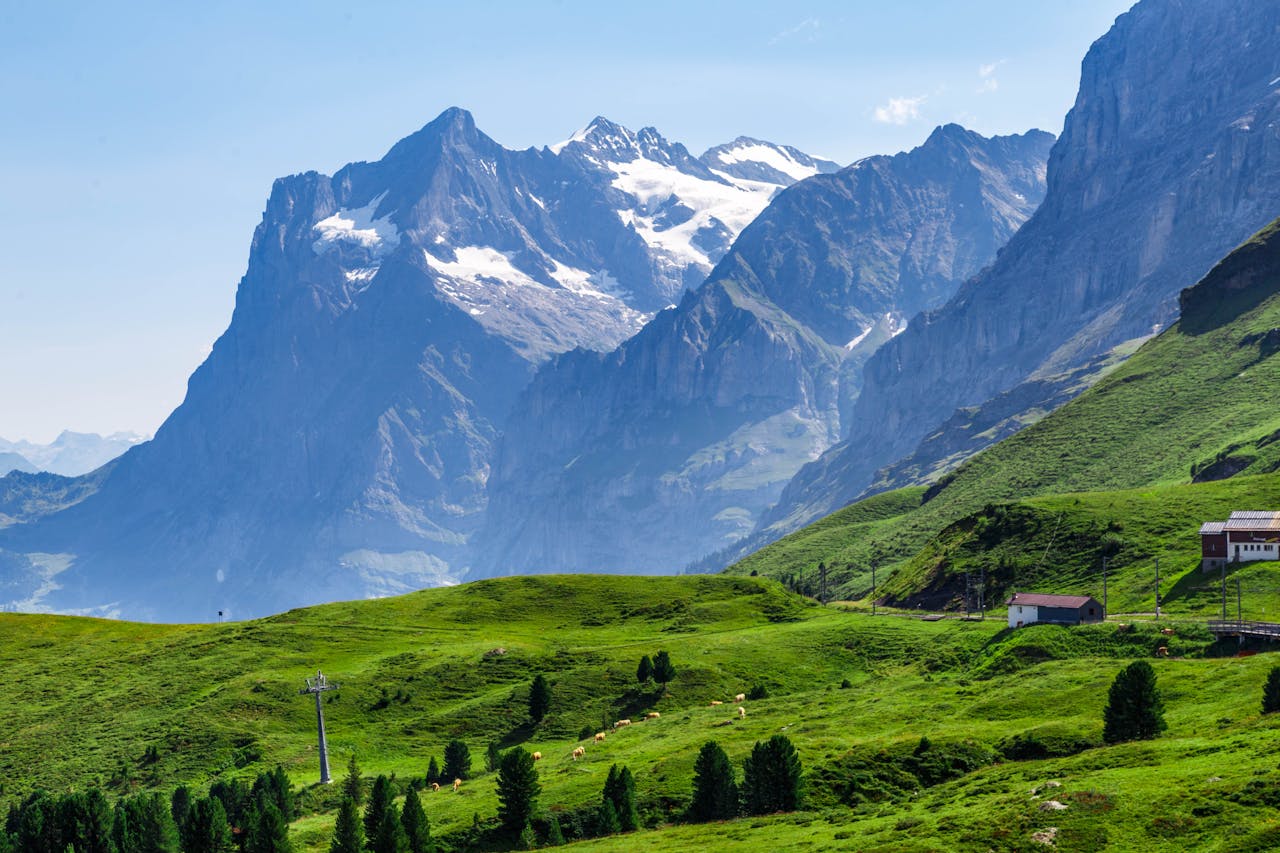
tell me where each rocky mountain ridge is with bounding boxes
[475,125,1053,576]
[0,110,836,620]
[753,0,1280,547]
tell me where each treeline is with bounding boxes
[1,766,294,853]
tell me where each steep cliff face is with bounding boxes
[760,0,1280,540]
[475,127,1052,576]
[0,109,825,620]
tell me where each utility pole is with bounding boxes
[1102,556,1108,619]
[964,571,971,619]
[978,565,985,620]
[871,561,878,616]
[1154,557,1160,620]
[820,562,828,606]
[299,671,341,784]
[1222,561,1228,621]
[1237,577,1243,622]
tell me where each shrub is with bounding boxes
[1263,667,1280,714]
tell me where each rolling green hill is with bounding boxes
[5,574,1280,851]
[732,218,1280,619]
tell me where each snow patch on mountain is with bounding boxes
[312,192,400,256]
[708,141,824,182]
[609,159,777,268]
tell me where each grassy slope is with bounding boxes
[731,219,1280,615]
[6,575,1280,851]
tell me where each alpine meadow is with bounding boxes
[6,1,1280,851]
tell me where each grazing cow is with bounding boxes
[594,732,607,742]
[1156,646,1169,657]
[1160,627,1175,636]
[614,719,632,728]
[430,782,440,792]
[738,706,746,719]
[710,700,723,706]
[646,711,660,719]
[452,778,462,792]
[572,747,586,760]
[735,693,746,703]
[532,751,542,761]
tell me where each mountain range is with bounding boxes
[0,113,839,619]
[0,432,146,477]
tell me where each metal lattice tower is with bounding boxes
[299,670,341,783]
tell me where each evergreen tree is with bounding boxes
[1103,660,1167,743]
[58,792,90,853]
[243,801,291,853]
[495,748,540,838]
[741,735,803,815]
[528,674,552,724]
[208,779,249,833]
[251,767,294,823]
[595,798,620,836]
[485,742,502,774]
[442,740,471,781]
[636,655,653,685]
[115,793,179,853]
[180,797,233,853]
[601,765,638,832]
[342,754,365,808]
[652,651,676,689]
[545,816,565,846]
[426,758,440,785]
[169,787,192,834]
[1264,667,1280,714]
[689,740,738,822]
[362,776,393,846]
[370,806,407,853]
[17,793,59,853]
[328,798,362,853]
[81,790,116,853]
[398,788,432,853]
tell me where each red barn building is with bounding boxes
[1200,510,1280,570]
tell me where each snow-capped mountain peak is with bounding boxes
[701,136,842,185]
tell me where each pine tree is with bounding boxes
[496,748,540,837]
[652,651,676,690]
[170,787,192,833]
[426,757,441,785]
[244,801,291,853]
[1263,667,1280,714]
[328,797,362,853]
[181,797,233,853]
[545,815,565,846]
[81,789,116,853]
[601,765,638,832]
[363,776,393,845]
[443,740,471,781]
[124,793,180,853]
[528,674,552,724]
[595,799,621,836]
[17,793,59,853]
[1102,660,1167,743]
[741,735,803,815]
[485,742,502,774]
[398,788,432,853]
[636,655,653,684]
[689,741,738,822]
[371,805,408,853]
[342,754,365,808]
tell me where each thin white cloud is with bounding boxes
[770,17,821,45]
[977,60,1006,94]
[873,95,926,125]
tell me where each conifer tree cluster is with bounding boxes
[0,765,296,853]
[333,764,433,853]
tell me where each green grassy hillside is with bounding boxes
[732,218,1280,616]
[6,574,1280,851]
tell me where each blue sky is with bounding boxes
[0,1,1133,442]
